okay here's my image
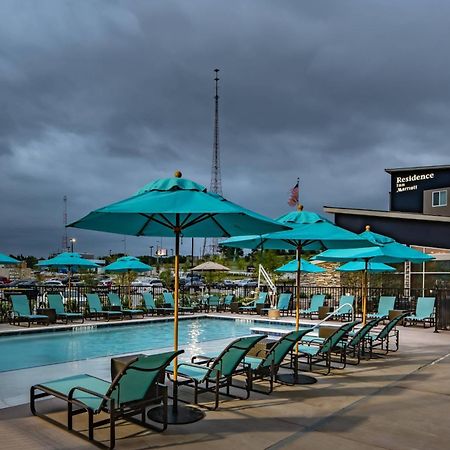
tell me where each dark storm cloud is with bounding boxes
[1,0,450,256]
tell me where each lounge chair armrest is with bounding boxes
[68,386,110,402]
[177,363,215,376]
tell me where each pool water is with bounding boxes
[0,318,294,372]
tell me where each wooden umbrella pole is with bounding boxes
[173,219,180,381]
[295,245,302,332]
[362,259,368,325]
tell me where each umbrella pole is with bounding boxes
[148,223,204,425]
[277,245,317,385]
[362,260,368,325]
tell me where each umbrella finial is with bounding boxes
[365,225,371,231]
[174,170,182,178]
[296,203,304,211]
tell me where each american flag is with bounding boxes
[288,179,299,207]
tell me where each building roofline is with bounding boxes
[385,164,450,174]
[324,206,450,223]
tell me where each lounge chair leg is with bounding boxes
[88,410,94,440]
[109,400,115,449]
[68,402,73,430]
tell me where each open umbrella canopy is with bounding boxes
[221,209,372,251]
[276,259,326,273]
[337,261,396,273]
[69,176,288,237]
[104,256,152,273]
[37,252,99,269]
[0,253,20,265]
[191,261,230,272]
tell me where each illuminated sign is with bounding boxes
[156,248,167,256]
[396,172,434,193]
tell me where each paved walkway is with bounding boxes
[1,319,449,449]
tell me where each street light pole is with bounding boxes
[69,238,76,253]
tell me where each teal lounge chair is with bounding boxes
[367,296,396,320]
[9,295,49,327]
[207,295,222,312]
[47,293,84,324]
[86,293,123,321]
[243,328,312,394]
[299,294,325,318]
[31,350,182,449]
[260,293,291,316]
[404,297,436,328]
[169,334,266,409]
[239,292,268,314]
[333,295,355,321]
[223,294,234,310]
[163,292,195,314]
[107,292,144,319]
[364,311,410,355]
[297,321,359,374]
[141,292,174,315]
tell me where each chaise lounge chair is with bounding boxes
[243,328,313,394]
[222,294,234,310]
[260,293,291,316]
[299,294,325,318]
[31,350,183,449]
[297,321,359,374]
[163,292,195,314]
[168,334,266,409]
[206,295,222,312]
[86,293,123,321]
[9,295,49,327]
[367,296,396,320]
[364,311,410,356]
[239,292,268,314]
[333,295,355,321]
[141,292,174,316]
[107,292,144,319]
[47,293,84,324]
[403,297,436,328]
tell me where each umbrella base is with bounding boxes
[277,373,317,385]
[147,404,205,425]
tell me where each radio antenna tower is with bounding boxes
[62,195,68,251]
[203,69,223,256]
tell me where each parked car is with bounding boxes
[42,279,65,286]
[98,278,113,288]
[184,277,205,290]
[222,279,237,288]
[236,278,258,288]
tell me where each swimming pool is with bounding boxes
[0,318,295,372]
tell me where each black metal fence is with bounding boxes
[1,284,449,330]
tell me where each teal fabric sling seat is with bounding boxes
[239,292,268,314]
[107,292,144,319]
[333,295,355,321]
[169,334,266,409]
[242,328,312,393]
[47,293,84,324]
[365,312,410,356]
[222,294,234,310]
[207,295,222,312]
[367,296,396,320]
[163,292,195,314]
[31,350,182,449]
[141,292,174,315]
[260,293,291,316]
[299,294,325,318]
[9,295,49,327]
[86,293,123,321]
[297,321,359,374]
[404,297,436,328]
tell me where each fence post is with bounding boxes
[434,290,439,333]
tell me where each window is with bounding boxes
[432,190,447,207]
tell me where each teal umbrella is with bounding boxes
[0,253,20,265]
[69,171,288,423]
[104,256,153,273]
[221,208,370,385]
[38,252,99,302]
[337,261,396,273]
[276,259,326,273]
[313,226,433,323]
[104,256,153,307]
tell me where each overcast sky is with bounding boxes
[1,0,449,257]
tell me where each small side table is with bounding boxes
[37,308,56,324]
[230,302,240,313]
[268,309,280,320]
[389,309,407,325]
[111,353,145,379]
[318,306,330,320]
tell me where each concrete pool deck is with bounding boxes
[0,315,450,449]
